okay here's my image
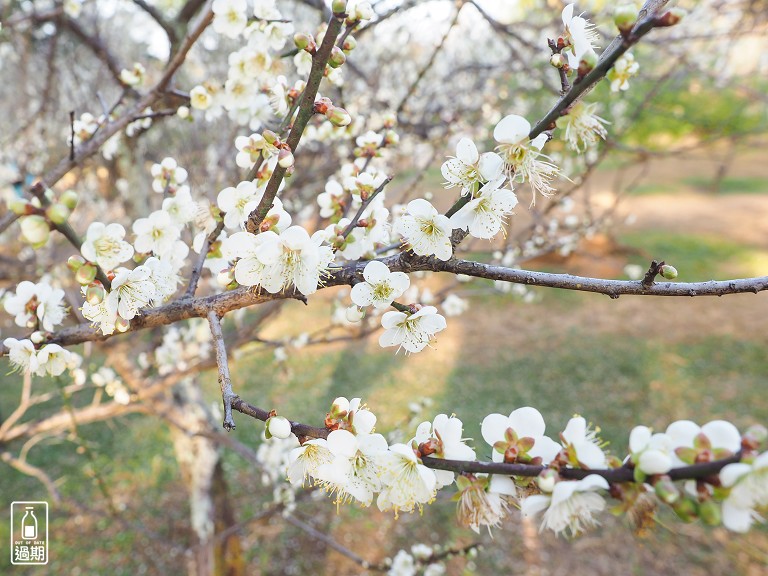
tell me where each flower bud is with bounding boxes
[743,424,768,449]
[550,53,566,69]
[217,268,235,287]
[327,106,351,127]
[67,255,85,271]
[383,129,399,146]
[332,0,348,14]
[313,97,333,115]
[537,468,559,493]
[342,35,356,53]
[698,498,721,526]
[672,496,697,522]
[86,282,106,305]
[46,203,70,225]
[115,315,131,333]
[30,331,46,344]
[177,106,190,119]
[655,8,685,28]
[278,148,295,168]
[60,190,79,210]
[614,5,637,35]
[653,476,679,504]
[262,129,278,145]
[328,46,346,68]
[20,215,50,246]
[266,415,292,439]
[75,263,98,285]
[345,305,364,323]
[9,199,32,215]
[331,397,350,417]
[659,264,678,279]
[293,32,317,54]
[578,50,598,78]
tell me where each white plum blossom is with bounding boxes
[162,187,197,227]
[317,180,345,219]
[379,306,446,354]
[441,294,468,317]
[667,419,742,467]
[629,425,673,475]
[377,443,437,514]
[151,157,188,194]
[455,473,517,533]
[720,452,768,533]
[388,550,416,576]
[81,222,135,271]
[314,429,389,506]
[212,0,248,39]
[132,210,181,256]
[3,338,40,374]
[119,62,146,87]
[351,261,410,309]
[394,199,453,261]
[287,438,333,487]
[441,137,503,196]
[414,414,476,489]
[521,474,609,536]
[558,102,609,152]
[106,266,156,321]
[4,281,68,332]
[190,85,213,110]
[481,406,561,465]
[217,180,262,229]
[448,176,518,240]
[562,4,600,66]
[144,257,181,304]
[37,343,71,376]
[608,52,640,92]
[560,416,607,469]
[494,114,561,205]
[227,227,332,295]
[81,293,119,335]
[235,133,279,169]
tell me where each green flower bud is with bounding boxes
[672,496,697,523]
[614,5,637,34]
[653,476,679,504]
[75,263,98,285]
[660,264,678,280]
[699,499,721,526]
[45,203,70,225]
[67,255,85,271]
[86,282,106,305]
[537,468,559,493]
[20,215,50,246]
[327,106,351,127]
[328,46,346,68]
[262,129,278,145]
[342,35,357,53]
[115,316,131,333]
[60,190,79,210]
[550,53,567,69]
[332,0,348,15]
[9,199,31,215]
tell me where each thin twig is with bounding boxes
[185,220,225,298]
[339,176,391,239]
[207,311,238,430]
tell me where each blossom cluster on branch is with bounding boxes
[1,0,766,554]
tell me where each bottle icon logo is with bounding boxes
[21,507,38,540]
[10,501,48,565]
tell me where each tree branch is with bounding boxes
[207,311,238,430]
[245,10,345,233]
